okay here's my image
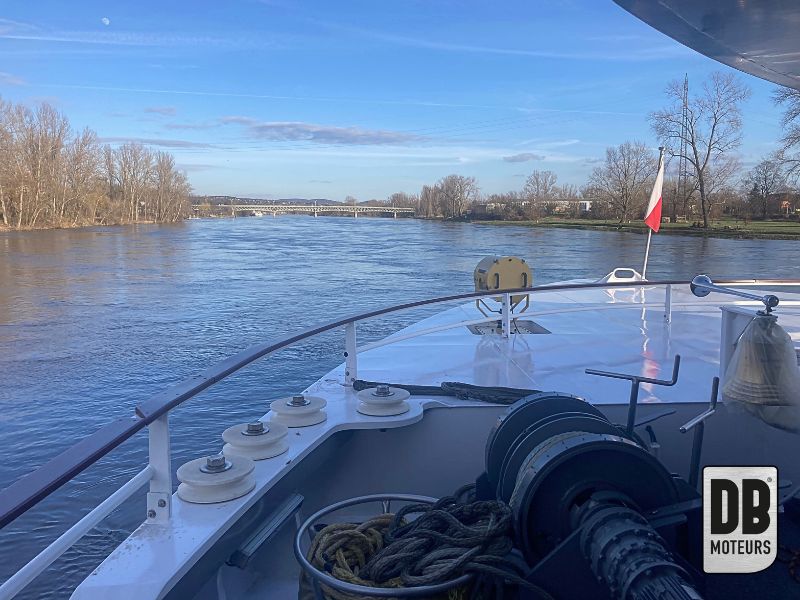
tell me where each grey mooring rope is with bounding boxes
[362,485,552,599]
[353,380,542,405]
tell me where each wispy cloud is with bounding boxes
[309,179,333,184]
[99,136,216,149]
[164,121,217,130]
[220,116,420,145]
[177,163,218,172]
[0,18,276,49]
[0,71,26,86]
[220,143,593,168]
[42,84,527,112]
[539,139,581,148]
[0,18,37,36]
[313,20,689,62]
[144,106,177,116]
[1,30,238,47]
[147,63,200,70]
[503,152,544,163]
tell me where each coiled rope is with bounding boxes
[299,514,406,600]
[299,486,552,600]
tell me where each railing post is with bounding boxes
[501,293,511,338]
[344,323,357,386]
[664,284,672,324]
[146,414,172,524]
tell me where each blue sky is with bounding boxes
[0,0,786,200]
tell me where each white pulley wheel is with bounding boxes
[222,420,289,460]
[177,454,255,504]
[357,385,411,416]
[268,394,327,427]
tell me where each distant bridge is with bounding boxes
[196,204,415,218]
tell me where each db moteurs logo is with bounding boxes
[703,466,777,573]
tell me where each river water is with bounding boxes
[0,216,798,598]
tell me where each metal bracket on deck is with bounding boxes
[146,414,172,524]
[344,323,357,386]
[585,355,681,436]
[679,377,719,489]
[146,491,171,524]
[690,274,780,314]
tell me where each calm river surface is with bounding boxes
[1,216,798,598]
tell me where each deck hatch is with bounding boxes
[467,320,550,335]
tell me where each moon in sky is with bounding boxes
[101,17,111,26]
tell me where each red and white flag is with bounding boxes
[644,152,665,232]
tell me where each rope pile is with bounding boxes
[299,514,405,600]
[299,486,551,600]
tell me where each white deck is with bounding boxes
[350,283,780,404]
[73,281,800,600]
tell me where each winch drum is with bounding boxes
[484,392,607,494]
[483,393,679,563]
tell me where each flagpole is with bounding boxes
[641,146,665,280]
[642,228,652,279]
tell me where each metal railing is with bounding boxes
[0,277,796,597]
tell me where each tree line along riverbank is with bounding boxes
[470,216,800,240]
[0,98,191,230]
[380,72,800,230]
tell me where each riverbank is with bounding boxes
[471,217,800,240]
[0,219,181,232]
[5,215,800,241]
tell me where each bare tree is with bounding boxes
[417,185,438,217]
[588,141,655,223]
[522,170,558,214]
[0,98,12,226]
[483,191,526,219]
[701,155,741,220]
[435,174,478,218]
[0,98,191,229]
[549,183,581,216]
[387,192,417,208]
[650,72,750,227]
[743,156,788,218]
[774,87,800,180]
[63,128,100,225]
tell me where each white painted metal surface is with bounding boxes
[3,280,797,600]
[66,281,800,600]
[0,466,153,599]
[501,292,511,338]
[147,415,172,525]
[344,322,357,386]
